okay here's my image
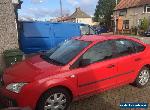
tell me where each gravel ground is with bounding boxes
[0,36,150,110]
[68,84,150,110]
[130,35,150,44]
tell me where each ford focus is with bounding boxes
[0,35,150,110]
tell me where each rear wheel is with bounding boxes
[36,88,72,110]
[132,67,150,87]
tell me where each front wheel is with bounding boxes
[36,88,72,110]
[132,67,150,87]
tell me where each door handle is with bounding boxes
[134,58,142,62]
[107,64,115,68]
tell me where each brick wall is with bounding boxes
[0,0,18,68]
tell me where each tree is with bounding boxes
[94,0,120,27]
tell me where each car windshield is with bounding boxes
[41,39,91,66]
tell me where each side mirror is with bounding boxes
[79,59,91,67]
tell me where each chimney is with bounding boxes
[76,7,81,11]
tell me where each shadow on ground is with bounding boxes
[68,83,150,110]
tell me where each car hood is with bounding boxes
[3,55,62,85]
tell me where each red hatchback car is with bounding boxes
[0,35,150,110]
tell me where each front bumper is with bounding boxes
[0,86,37,110]
[0,86,19,107]
[0,93,17,107]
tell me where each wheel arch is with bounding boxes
[35,85,73,109]
[135,64,150,76]
[131,64,150,88]
[143,64,150,70]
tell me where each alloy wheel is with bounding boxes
[139,69,150,86]
[44,93,67,110]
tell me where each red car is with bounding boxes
[0,35,150,110]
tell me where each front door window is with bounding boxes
[81,41,115,65]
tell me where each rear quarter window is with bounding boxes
[132,41,145,52]
[114,39,135,56]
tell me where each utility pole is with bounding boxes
[114,0,118,34]
[60,0,63,21]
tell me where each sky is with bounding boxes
[18,0,98,21]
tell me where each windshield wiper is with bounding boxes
[40,55,64,66]
[49,58,64,66]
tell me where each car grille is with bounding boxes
[0,94,18,107]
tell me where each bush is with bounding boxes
[131,26,137,35]
[140,17,149,31]
[3,49,23,67]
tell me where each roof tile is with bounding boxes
[70,7,91,18]
[115,0,150,10]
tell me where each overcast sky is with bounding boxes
[18,0,98,20]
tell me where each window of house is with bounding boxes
[123,20,129,29]
[147,6,150,12]
[119,10,127,16]
[144,5,150,13]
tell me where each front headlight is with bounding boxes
[6,83,28,93]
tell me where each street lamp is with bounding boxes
[114,0,118,34]
[60,0,63,21]
[12,0,23,40]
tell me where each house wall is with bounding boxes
[76,18,93,25]
[114,6,150,29]
[0,0,19,68]
[66,18,94,25]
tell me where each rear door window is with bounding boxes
[113,39,136,57]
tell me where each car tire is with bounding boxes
[132,67,150,88]
[36,88,72,110]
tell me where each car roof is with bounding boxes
[75,35,142,43]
